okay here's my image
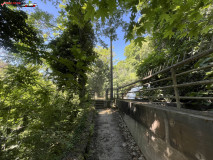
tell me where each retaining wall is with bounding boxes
[116,100,213,160]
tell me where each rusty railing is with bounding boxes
[111,48,213,108]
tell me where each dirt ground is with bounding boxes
[86,108,145,160]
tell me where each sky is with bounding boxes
[21,0,130,63]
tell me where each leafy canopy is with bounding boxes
[80,0,213,45]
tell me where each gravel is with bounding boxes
[117,110,146,160]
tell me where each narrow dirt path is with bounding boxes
[90,108,131,160]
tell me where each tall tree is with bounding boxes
[47,2,96,100]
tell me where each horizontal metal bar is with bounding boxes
[117,79,141,89]
[149,76,172,84]
[176,63,213,77]
[145,63,213,85]
[126,91,140,93]
[176,79,213,87]
[142,96,175,99]
[172,48,213,69]
[143,85,173,91]
[179,96,213,100]
[141,79,213,91]
[142,96,213,100]
[132,95,213,100]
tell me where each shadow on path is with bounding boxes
[88,108,131,160]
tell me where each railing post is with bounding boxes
[171,68,181,108]
[106,89,108,100]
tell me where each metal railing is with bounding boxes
[109,47,213,108]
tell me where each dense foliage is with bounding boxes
[81,0,213,44]
[0,1,96,159]
[0,65,94,159]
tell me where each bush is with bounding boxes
[0,65,94,159]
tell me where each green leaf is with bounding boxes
[134,37,145,47]
[163,29,174,39]
[160,13,170,22]
[201,25,213,34]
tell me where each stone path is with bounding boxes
[94,109,131,160]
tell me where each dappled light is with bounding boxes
[150,120,160,134]
[195,152,206,160]
[98,109,113,115]
[163,147,173,160]
[151,136,156,141]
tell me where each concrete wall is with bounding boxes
[116,100,213,160]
